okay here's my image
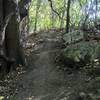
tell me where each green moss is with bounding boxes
[63,41,100,67]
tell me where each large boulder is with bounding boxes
[63,31,84,44]
[59,41,100,68]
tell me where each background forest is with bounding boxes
[29,0,100,33]
[0,0,100,100]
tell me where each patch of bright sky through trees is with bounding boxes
[85,0,100,20]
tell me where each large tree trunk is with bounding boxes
[0,0,27,77]
[0,0,8,77]
[0,0,3,29]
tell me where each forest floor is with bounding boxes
[0,29,100,100]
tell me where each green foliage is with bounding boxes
[64,42,95,62]
[28,0,81,32]
[70,1,81,27]
[29,0,59,32]
[0,96,4,100]
[63,41,100,67]
[63,31,84,44]
[28,0,99,32]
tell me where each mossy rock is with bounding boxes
[63,31,84,44]
[62,41,100,68]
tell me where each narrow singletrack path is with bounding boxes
[13,32,90,100]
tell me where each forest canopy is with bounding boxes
[1,0,100,99]
[29,0,100,32]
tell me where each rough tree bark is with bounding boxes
[0,0,30,77]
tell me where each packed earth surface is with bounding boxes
[0,30,100,100]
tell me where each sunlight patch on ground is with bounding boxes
[0,96,4,100]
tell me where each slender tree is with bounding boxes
[95,0,98,24]
[66,0,71,33]
[60,0,66,28]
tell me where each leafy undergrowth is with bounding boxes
[0,65,26,100]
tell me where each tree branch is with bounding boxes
[48,0,62,19]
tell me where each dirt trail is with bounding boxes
[12,32,91,100]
